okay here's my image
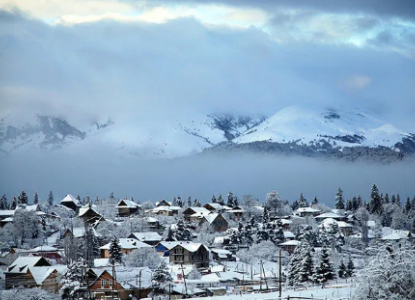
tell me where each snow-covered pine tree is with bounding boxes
[152,261,173,295]
[177,196,183,207]
[405,196,411,214]
[187,197,192,207]
[291,200,299,211]
[33,192,38,204]
[298,193,308,208]
[172,197,177,206]
[48,191,54,207]
[0,194,7,209]
[262,206,270,225]
[338,259,347,278]
[346,199,353,211]
[335,187,345,210]
[370,184,383,215]
[211,194,217,203]
[166,227,175,241]
[10,196,16,210]
[17,190,28,205]
[346,255,354,277]
[60,260,85,299]
[175,219,191,241]
[319,247,335,281]
[227,192,234,207]
[287,240,314,286]
[84,224,99,267]
[218,194,224,206]
[384,193,390,204]
[311,196,318,206]
[109,236,123,264]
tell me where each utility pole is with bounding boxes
[179,264,188,297]
[260,260,268,290]
[273,249,285,299]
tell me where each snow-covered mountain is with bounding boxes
[1,106,414,161]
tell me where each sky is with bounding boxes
[1,0,415,204]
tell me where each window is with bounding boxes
[101,279,107,288]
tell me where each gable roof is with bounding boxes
[116,200,140,209]
[7,256,51,273]
[100,238,152,250]
[29,267,58,285]
[203,213,224,224]
[172,243,209,253]
[60,194,81,206]
[129,232,162,242]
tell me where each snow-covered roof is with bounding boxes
[315,212,343,219]
[7,256,51,273]
[381,228,410,240]
[100,238,152,250]
[191,211,211,218]
[29,266,57,285]
[173,243,208,253]
[157,241,181,250]
[151,206,180,213]
[25,246,58,252]
[147,217,158,223]
[295,207,320,213]
[130,231,162,242]
[0,210,15,217]
[60,194,81,206]
[187,207,210,214]
[283,231,295,238]
[78,205,101,217]
[116,199,140,208]
[203,213,220,224]
[156,200,172,206]
[279,240,301,246]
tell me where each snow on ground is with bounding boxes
[185,284,353,300]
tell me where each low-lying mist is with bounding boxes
[1,150,414,205]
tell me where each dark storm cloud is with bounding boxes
[154,0,415,20]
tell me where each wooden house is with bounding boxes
[169,243,209,268]
[60,194,82,213]
[78,205,104,224]
[201,214,228,232]
[89,267,152,300]
[128,232,162,246]
[116,199,141,217]
[99,238,152,258]
[4,256,52,289]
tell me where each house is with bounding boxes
[183,207,211,221]
[156,200,171,207]
[169,243,209,268]
[128,232,162,246]
[294,207,321,217]
[210,248,235,262]
[203,203,230,213]
[319,218,353,236]
[4,256,52,289]
[89,267,152,300]
[22,246,63,264]
[201,214,228,232]
[278,240,301,254]
[225,206,244,221]
[116,199,141,216]
[155,241,181,257]
[314,212,346,223]
[60,194,82,213]
[78,205,104,224]
[99,238,152,258]
[150,205,180,216]
[147,217,162,231]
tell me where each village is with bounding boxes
[0,187,414,299]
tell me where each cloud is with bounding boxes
[343,75,372,91]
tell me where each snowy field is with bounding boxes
[185,284,353,300]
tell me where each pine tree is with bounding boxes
[262,206,270,224]
[18,190,28,205]
[335,187,345,210]
[396,194,401,207]
[405,196,411,213]
[311,196,318,205]
[233,196,239,207]
[351,196,358,211]
[227,192,234,207]
[177,196,183,207]
[10,196,16,210]
[384,193,390,204]
[346,256,354,277]
[48,191,54,207]
[346,199,353,211]
[291,200,299,211]
[218,194,224,206]
[319,247,335,281]
[166,227,175,241]
[109,237,123,264]
[211,195,217,203]
[338,260,347,278]
[172,197,177,206]
[0,194,7,209]
[287,240,314,286]
[187,197,192,207]
[33,192,39,204]
[152,261,173,295]
[298,193,308,207]
[84,224,99,267]
[391,194,396,204]
[370,184,383,215]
